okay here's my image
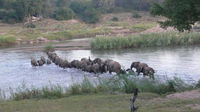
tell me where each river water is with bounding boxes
[0,45,200,93]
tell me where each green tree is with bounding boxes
[151,0,200,31]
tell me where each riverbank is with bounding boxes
[0,12,160,48]
[1,90,200,112]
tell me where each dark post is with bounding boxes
[130,88,139,112]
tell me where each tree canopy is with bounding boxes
[151,0,200,31]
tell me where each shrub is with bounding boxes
[25,23,36,28]
[81,8,100,24]
[70,1,100,24]
[44,45,55,53]
[53,7,75,20]
[132,13,142,18]
[111,17,119,21]
[0,35,16,46]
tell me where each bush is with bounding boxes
[25,23,36,28]
[111,17,119,21]
[81,8,100,24]
[70,1,100,24]
[53,8,75,20]
[132,13,142,18]
[0,35,16,46]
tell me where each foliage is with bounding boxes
[111,17,119,21]
[53,7,74,20]
[132,13,142,18]
[44,45,55,53]
[91,32,200,50]
[0,35,16,46]
[151,0,200,31]
[70,1,100,24]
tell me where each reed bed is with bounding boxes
[91,32,200,50]
[0,35,16,46]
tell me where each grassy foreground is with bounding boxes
[1,93,200,112]
[91,32,200,50]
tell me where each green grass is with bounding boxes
[131,22,157,32]
[91,32,200,50]
[0,93,200,112]
[0,35,16,46]
[44,27,110,40]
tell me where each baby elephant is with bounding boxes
[130,62,148,75]
[142,66,155,79]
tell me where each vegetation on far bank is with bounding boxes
[0,35,16,46]
[91,32,200,50]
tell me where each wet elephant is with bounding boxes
[46,59,51,65]
[70,60,81,69]
[93,58,102,65]
[131,62,148,75]
[91,63,101,74]
[37,60,44,66]
[59,60,69,69]
[106,60,121,74]
[40,56,46,64]
[31,58,38,66]
[142,66,155,79]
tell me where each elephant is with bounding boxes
[70,60,81,69]
[142,66,155,79]
[85,65,93,73]
[91,63,101,74]
[130,62,148,75]
[79,60,88,71]
[46,59,51,65]
[37,59,45,66]
[105,60,122,74]
[31,58,38,66]
[40,56,46,64]
[59,60,69,69]
[81,57,92,65]
[54,56,62,65]
[50,54,58,63]
[93,58,102,65]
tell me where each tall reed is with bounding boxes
[91,32,200,50]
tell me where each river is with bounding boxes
[0,45,200,94]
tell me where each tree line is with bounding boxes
[0,0,162,24]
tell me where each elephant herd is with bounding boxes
[31,51,155,79]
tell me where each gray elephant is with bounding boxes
[40,56,46,64]
[130,62,148,75]
[79,60,88,71]
[93,58,102,65]
[31,58,38,66]
[37,59,44,66]
[85,65,93,73]
[54,56,62,65]
[142,66,155,79]
[46,59,51,65]
[59,60,69,69]
[105,60,122,74]
[70,60,81,69]
[81,58,92,65]
[91,63,101,74]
